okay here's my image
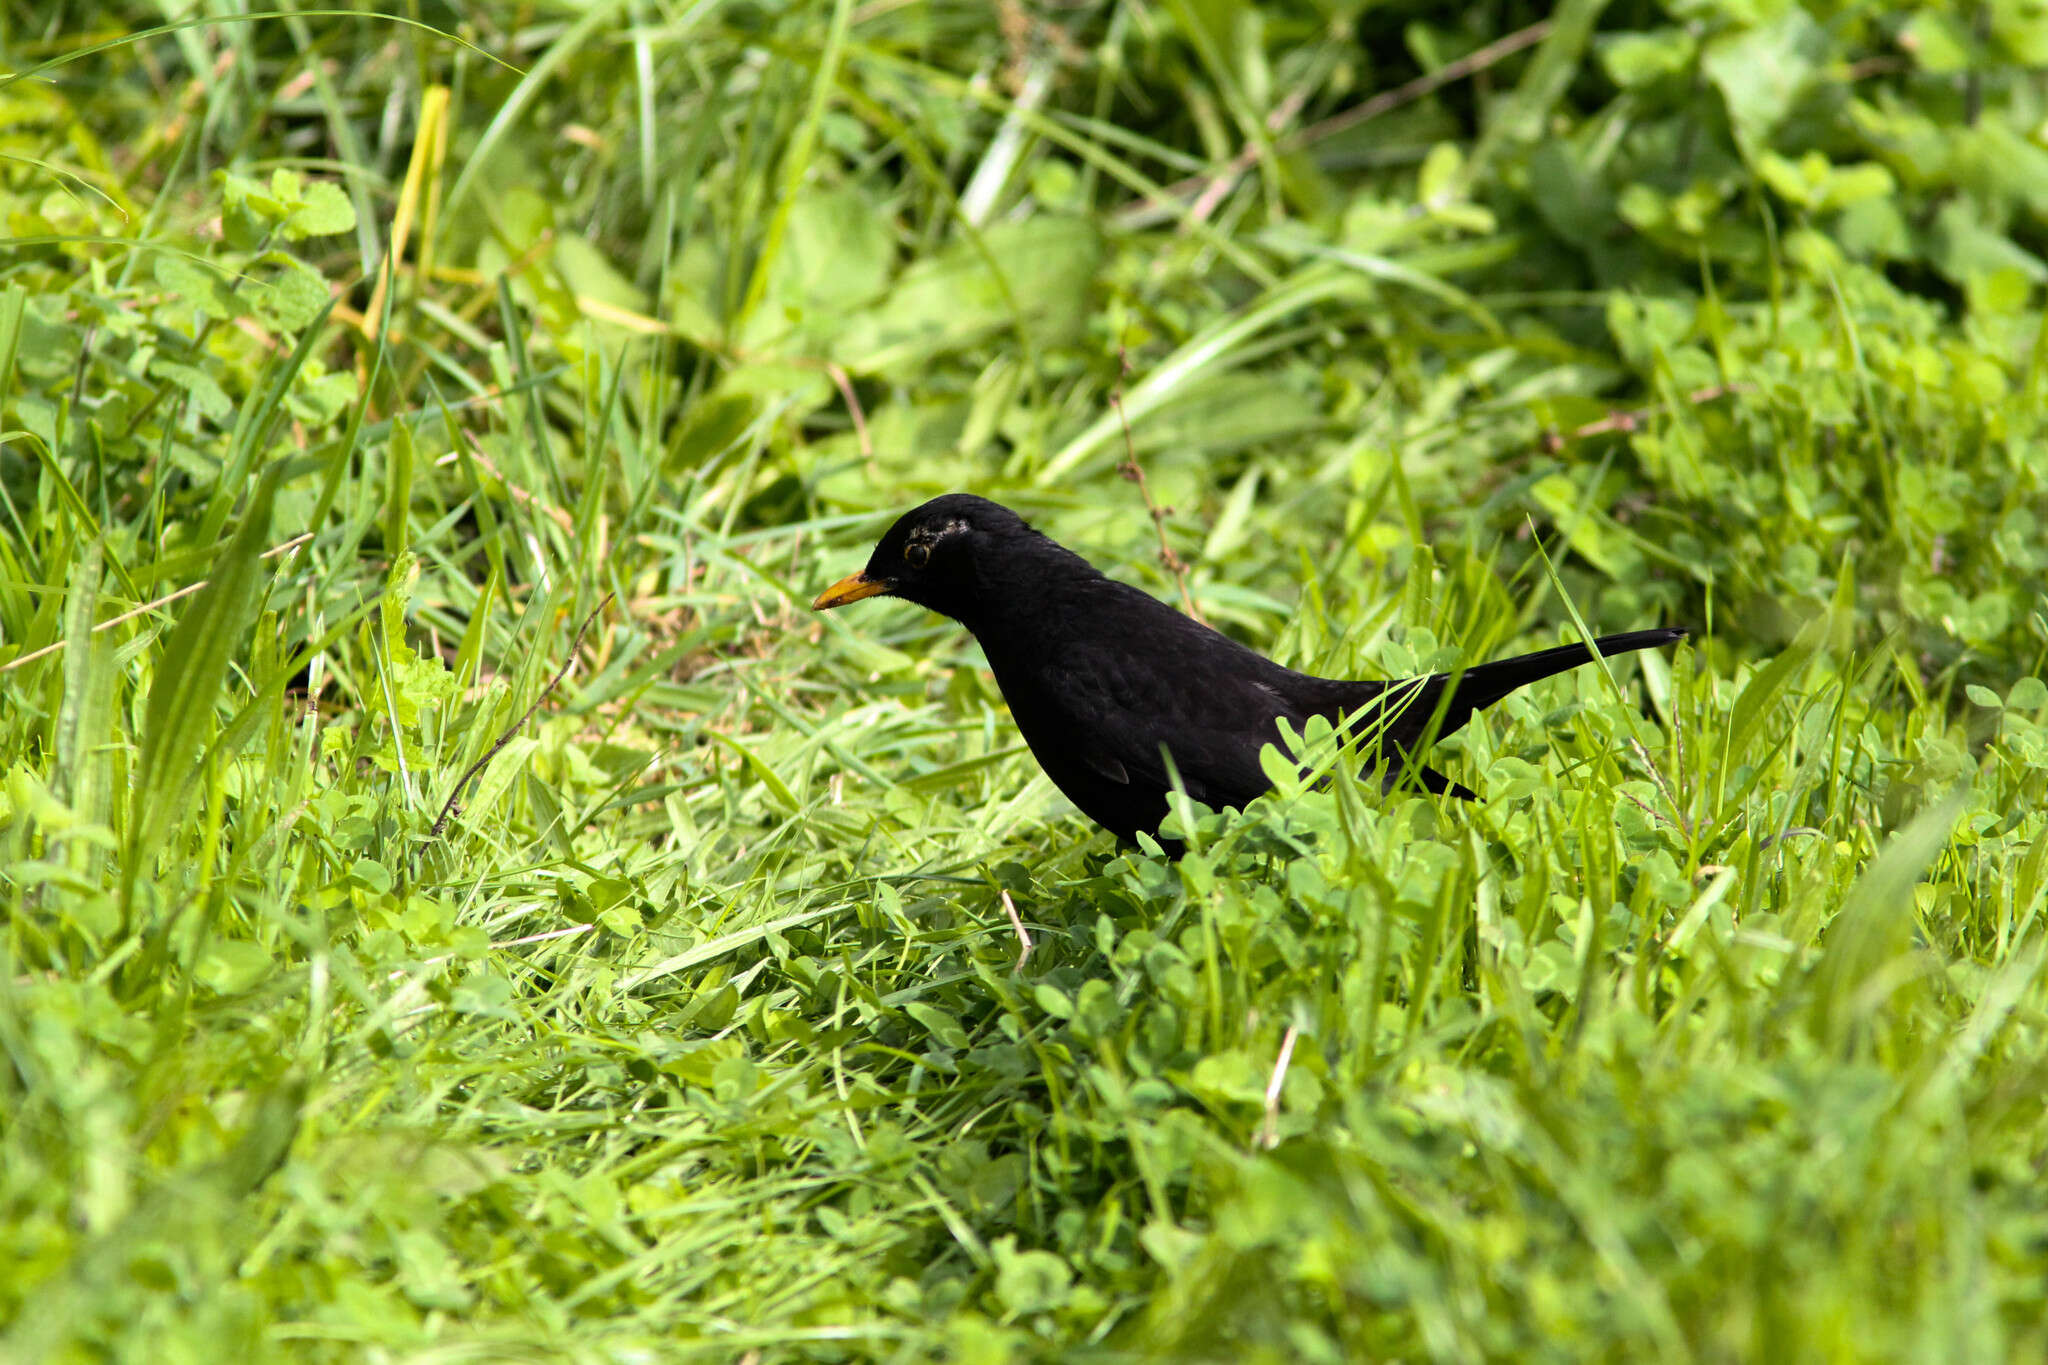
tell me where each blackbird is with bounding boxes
[813,494,1685,845]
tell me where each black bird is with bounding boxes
[813,494,1684,845]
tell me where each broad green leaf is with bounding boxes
[1722,616,1826,776]
[707,730,798,813]
[1701,8,1826,160]
[282,178,357,239]
[259,255,332,331]
[616,905,843,990]
[837,218,1100,379]
[148,360,233,421]
[1810,793,1967,1048]
[153,252,241,319]
[1597,28,1696,88]
[132,471,278,866]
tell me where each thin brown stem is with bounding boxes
[1112,345,1201,622]
[428,593,613,839]
[1541,384,1746,453]
[1117,20,1555,229]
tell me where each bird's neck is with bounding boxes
[957,544,1102,645]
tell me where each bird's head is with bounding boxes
[811,494,1048,627]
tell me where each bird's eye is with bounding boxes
[905,542,930,568]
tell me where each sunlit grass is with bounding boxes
[3,2,2047,1361]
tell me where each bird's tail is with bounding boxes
[1348,627,1687,783]
[1438,627,1687,717]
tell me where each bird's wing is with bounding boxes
[1031,633,1304,812]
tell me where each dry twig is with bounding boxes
[1000,888,1032,970]
[1261,1024,1300,1149]
[1,533,315,675]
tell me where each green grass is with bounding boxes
[5,1,2048,1360]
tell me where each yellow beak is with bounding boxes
[811,571,891,611]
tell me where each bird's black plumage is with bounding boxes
[814,494,1685,845]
